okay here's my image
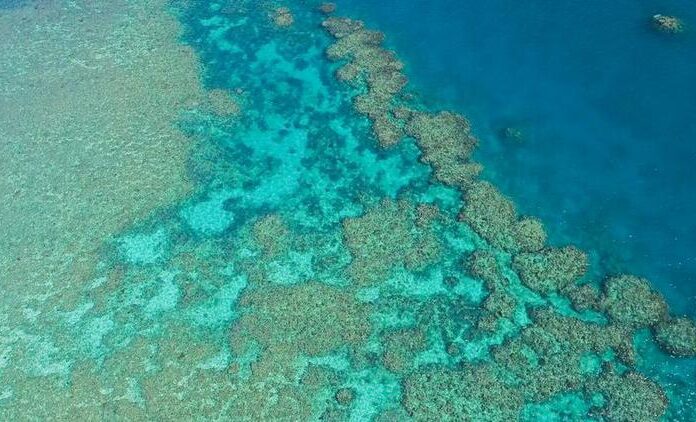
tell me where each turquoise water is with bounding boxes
[1,0,695,420]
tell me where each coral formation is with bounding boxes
[415,203,440,227]
[319,2,336,15]
[230,282,371,375]
[272,6,294,27]
[492,309,638,406]
[323,17,408,147]
[252,214,291,258]
[653,317,696,357]
[513,217,547,253]
[465,251,519,331]
[403,366,524,420]
[342,198,441,285]
[406,111,481,188]
[564,283,602,312]
[513,246,588,294]
[601,275,668,328]
[460,181,547,253]
[335,387,355,406]
[593,370,667,421]
[0,0,206,319]
[652,14,684,34]
[8,4,696,420]
[381,328,426,375]
[322,17,365,38]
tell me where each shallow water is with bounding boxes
[1,0,695,420]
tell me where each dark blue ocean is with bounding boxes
[340,0,696,316]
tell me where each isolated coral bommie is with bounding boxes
[272,6,294,27]
[319,2,336,15]
[652,14,684,34]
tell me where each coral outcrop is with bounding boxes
[654,317,696,357]
[601,275,668,328]
[652,14,684,34]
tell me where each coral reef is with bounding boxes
[601,275,668,328]
[406,111,481,188]
[653,317,696,357]
[593,370,667,421]
[342,198,441,285]
[205,88,241,117]
[564,283,602,312]
[466,251,519,331]
[652,14,684,34]
[322,16,365,38]
[403,366,524,420]
[460,181,547,253]
[0,0,206,318]
[252,214,291,258]
[323,17,408,147]
[381,328,427,375]
[466,250,502,286]
[492,309,638,407]
[415,203,440,227]
[231,282,371,375]
[513,217,547,253]
[513,246,588,294]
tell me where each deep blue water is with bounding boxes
[339,0,696,315]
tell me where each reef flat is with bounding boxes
[0,0,694,420]
[0,0,208,324]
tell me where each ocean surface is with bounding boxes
[338,0,696,316]
[1,0,695,420]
